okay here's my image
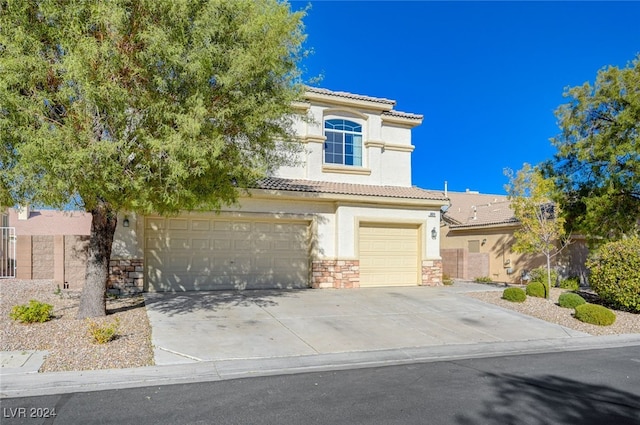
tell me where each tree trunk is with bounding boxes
[546,254,552,300]
[77,202,117,318]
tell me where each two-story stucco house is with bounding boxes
[109,87,449,293]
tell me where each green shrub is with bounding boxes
[525,282,547,298]
[9,300,54,323]
[502,287,526,303]
[529,267,558,287]
[558,277,580,291]
[558,292,586,309]
[442,274,454,286]
[87,318,120,344]
[574,303,616,326]
[474,276,493,283]
[587,237,640,313]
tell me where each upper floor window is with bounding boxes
[324,119,362,166]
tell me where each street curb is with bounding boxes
[2,334,639,399]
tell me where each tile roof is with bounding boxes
[255,177,448,201]
[382,110,424,120]
[443,191,519,228]
[305,87,396,106]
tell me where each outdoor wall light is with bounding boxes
[123,216,130,227]
[431,227,437,240]
[482,238,487,245]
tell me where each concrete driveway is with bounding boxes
[144,282,588,365]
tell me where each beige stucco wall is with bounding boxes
[114,197,443,271]
[441,224,544,283]
[275,101,415,187]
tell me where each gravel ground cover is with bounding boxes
[466,286,640,336]
[0,279,154,372]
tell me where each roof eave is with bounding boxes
[248,188,449,208]
[304,90,394,112]
[447,220,521,230]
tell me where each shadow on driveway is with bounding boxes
[143,289,306,316]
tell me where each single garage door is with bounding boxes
[359,223,420,287]
[145,216,310,291]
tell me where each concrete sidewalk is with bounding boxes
[2,282,640,398]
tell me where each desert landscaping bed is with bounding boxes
[466,286,640,336]
[0,279,154,372]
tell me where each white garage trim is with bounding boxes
[145,215,310,291]
[358,222,421,287]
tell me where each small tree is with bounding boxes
[505,164,570,299]
[1,0,308,317]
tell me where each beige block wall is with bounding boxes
[16,235,32,279]
[32,235,54,279]
[15,235,89,289]
[64,235,89,290]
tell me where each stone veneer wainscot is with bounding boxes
[422,259,443,286]
[108,259,144,295]
[312,260,360,289]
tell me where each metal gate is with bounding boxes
[1,227,16,278]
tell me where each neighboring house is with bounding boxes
[440,189,588,284]
[103,87,449,293]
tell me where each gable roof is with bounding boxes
[443,191,518,229]
[255,177,447,203]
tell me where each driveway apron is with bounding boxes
[143,282,587,365]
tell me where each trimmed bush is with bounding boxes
[526,282,547,298]
[502,287,526,303]
[574,303,616,326]
[474,276,493,283]
[558,292,586,309]
[442,274,454,286]
[558,277,580,291]
[587,237,640,313]
[10,300,53,323]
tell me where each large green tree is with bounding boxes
[1,0,307,317]
[505,164,569,298]
[544,55,640,243]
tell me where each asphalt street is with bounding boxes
[2,346,639,425]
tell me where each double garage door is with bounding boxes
[359,223,420,287]
[145,216,310,291]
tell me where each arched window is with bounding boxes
[324,119,362,166]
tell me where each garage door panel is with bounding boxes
[233,222,251,232]
[168,238,189,249]
[191,220,210,231]
[191,239,209,250]
[168,219,188,230]
[145,217,309,291]
[359,224,419,287]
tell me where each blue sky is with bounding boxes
[291,1,640,195]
